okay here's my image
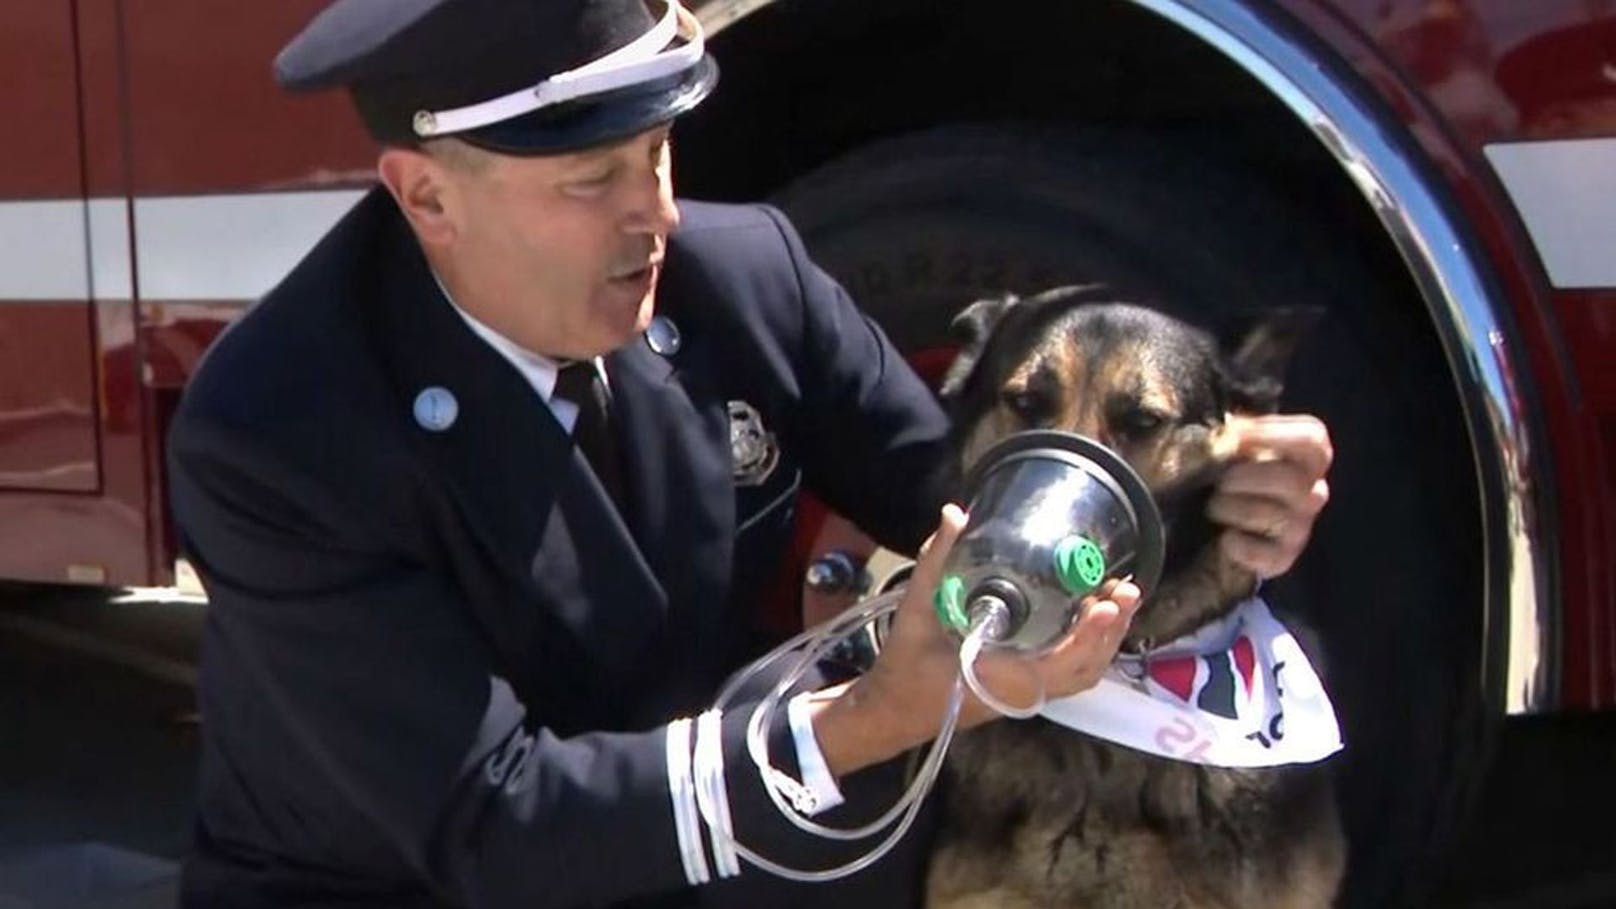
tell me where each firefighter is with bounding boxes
[165,0,1334,906]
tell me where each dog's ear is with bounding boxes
[1217,306,1324,413]
[938,293,1019,401]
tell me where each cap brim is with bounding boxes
[458,54,717,156]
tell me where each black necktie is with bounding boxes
[553,360,625,510]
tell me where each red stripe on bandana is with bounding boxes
[1233,635,1256,695]
[1147,655,1198,702]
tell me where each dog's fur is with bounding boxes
[923,286,1344,909]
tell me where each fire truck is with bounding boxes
[0,0,1611,904]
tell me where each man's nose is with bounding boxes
[625,166,680,236]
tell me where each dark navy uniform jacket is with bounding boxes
[167,188,953,909]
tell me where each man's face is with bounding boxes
[434,125,680,360]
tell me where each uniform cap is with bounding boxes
[275,0,717,154]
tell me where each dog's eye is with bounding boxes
[1116,408,1166,436]
[1002,389,1051,423]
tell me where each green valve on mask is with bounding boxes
[934,574,968,631]
[1054,535,1107,594]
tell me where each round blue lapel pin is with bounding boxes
[645,315,681,356]
[413,386,459,432]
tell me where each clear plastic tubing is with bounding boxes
[703,588,1031,882]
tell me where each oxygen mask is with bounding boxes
[935,430,1165,652]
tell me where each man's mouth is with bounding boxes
[607,258,661,286]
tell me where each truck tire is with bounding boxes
[769,124,1489,908]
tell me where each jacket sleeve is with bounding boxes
[170,417,917,908]
[756,204,956,556]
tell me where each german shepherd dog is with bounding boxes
[923,286,1344,909]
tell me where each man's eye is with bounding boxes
[567,169,616,193]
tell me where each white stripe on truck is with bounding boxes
[1486,137,1616,290]
[0,189,364,301]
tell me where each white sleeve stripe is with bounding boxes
[664,717,711,885]
[694,709,742,878]
[710,710,741,877]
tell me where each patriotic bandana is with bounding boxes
[1039,596,1342,767]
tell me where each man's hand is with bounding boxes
[809,505,1141,777]
[1208,414,1333,579]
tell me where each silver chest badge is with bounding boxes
[728,400,779,487]
[413,386,459,432]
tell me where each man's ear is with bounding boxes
[1217,305,1324,413]
[377,147,456,246]
[937,293,1019,402]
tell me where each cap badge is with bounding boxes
[645,315,682,356]
[728,400,778,487]
[414,386,459,432]
[412,110,438,138]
